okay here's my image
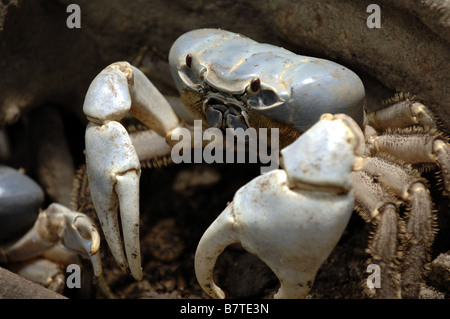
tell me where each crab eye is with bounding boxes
[185,53,192,69]
[247,77,261,96]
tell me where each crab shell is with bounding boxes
[0,165,44,242]
[169,28,365,131]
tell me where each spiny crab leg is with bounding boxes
[1,203,102,278]
[195,113,365,299]
[83,62,182,280]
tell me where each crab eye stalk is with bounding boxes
[247,77,261,96]
[185,53,193,69]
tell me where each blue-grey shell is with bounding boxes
[169,29,365,131]
[0,165,44,241]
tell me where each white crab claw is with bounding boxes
[195,113,364,299]
[49,204,103,278]
[83,62,183,280]
[1,203,102,278]
[85,121,142,280]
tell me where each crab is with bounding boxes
[0,165,102,293]
[82,28,450,298]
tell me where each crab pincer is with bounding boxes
[194,114,365,298]
[83,62,181,280]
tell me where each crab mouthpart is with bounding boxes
[204,96,249,131]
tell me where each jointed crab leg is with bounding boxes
[368,95,436,131]
[367,133,450,193]
[367,94,450,193]
[354,155,435,298]
[83,62,183,280]
[352,170,402,298]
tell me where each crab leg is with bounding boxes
[366,94,450,193]
[83,62,182,280]
[352,170,402,298]
[367,94,437,131]
[360,156,435,298]
[367,132,450,193]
